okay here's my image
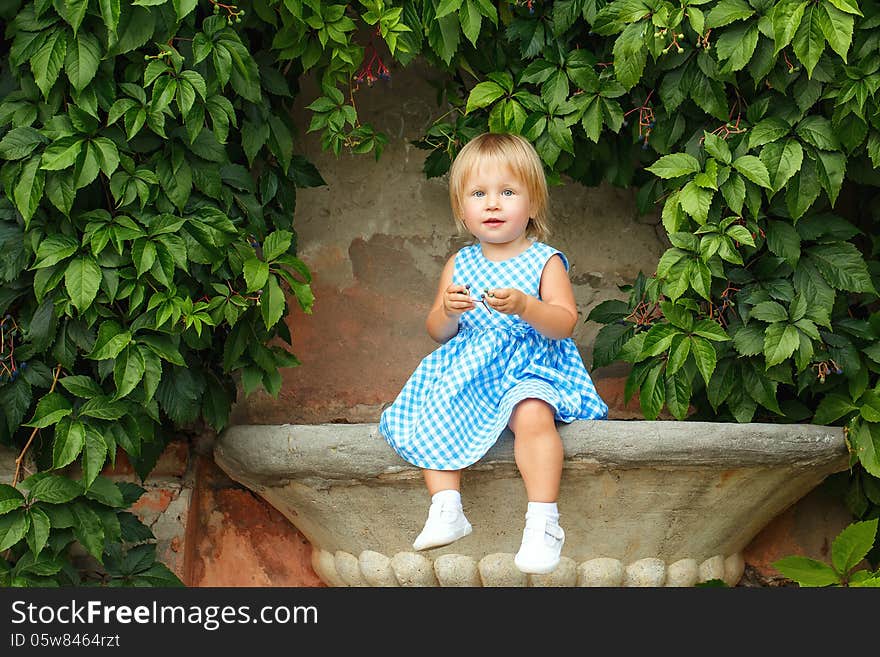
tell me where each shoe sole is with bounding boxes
[514,557,560,575]
[412,522,473,551]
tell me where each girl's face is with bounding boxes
[460,162,533,249]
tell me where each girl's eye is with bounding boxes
[473,191,484,197]
[502,189,514,196]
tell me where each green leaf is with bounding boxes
[806,244,875,294]
[24,392,72,428]
[78,397,128,421]
[156,366,202,424]
[705,0,755,28]
[99,0,121,35]
[763,322,800,367]
[748,117,791,149]
[812,152,844,209]
[766,221,801,264]
[81,427,108,489]
[679,181,713,225]
[93,137,120,178]
[15,156,46,226]
[751,301,789,323]
[796,116,840,151]
[71,502,104,562]
[88,321,132,360]
[225,40,262,103]
[0,127,45,160]
[716,22,759,72]
[244,257,269,293]
[132,239,157,277]
[84,476,125,508]
[720,173,746,216]
[826,0,862,15]
[785,158,822,221]
[772,555,840,586]
[732,324,764,357]
[172,0,198,21]
[852,422,880,478]
[26,474,82,504]
[792,3,826,77]
[591,323,633,369]
[613,22,648,90]
[65,32,101,92]
[692,319,730,342]
[459,0,482,46]
[436,0,464,19]
[659,301,693,332]
[53,418,85,469]
[703,132,731,165]
[59,375,104,399]
[665,369,692,420]
[41,137,83,171]
[31,28,68,98]
[465,81,505,114]
[0,511,29,551]
[691,336,717,385]
[744,362,782,414]
[639,361,666,420]
[64,255,102,312]
[732,155,772,188]
[32,234,78,269]
[25,507,51,557]
[137,334,185,366]
[666,335,691,376]
[261,275,286,330]
[760,139,803,194]
[646,153,701,179]
[132,562,184,586]
[114,344,146,399]
[0,484,25,515]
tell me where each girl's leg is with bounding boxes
[509,399,563,502]
[412,469,472,551]
[423,468,462,495]
[508,398,566,574]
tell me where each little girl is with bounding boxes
[379,132,608,574]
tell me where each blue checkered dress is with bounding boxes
[379,240,608,470]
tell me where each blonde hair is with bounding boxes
[448,132,550,242]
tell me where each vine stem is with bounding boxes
[13,363,63,487]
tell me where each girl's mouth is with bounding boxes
[483,219,504,226]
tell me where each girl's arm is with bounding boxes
[426,254,475,344]
[485,255,578,340]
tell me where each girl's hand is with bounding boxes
[484,288,528,315]
[443,284,475,317]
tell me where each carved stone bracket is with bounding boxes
[214,420,848,587]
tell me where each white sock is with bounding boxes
[432,489,462,508]
[527,501,559,524]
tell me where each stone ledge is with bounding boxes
[214,420,848,587]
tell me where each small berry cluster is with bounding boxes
[513,0,537,14]
[624,90,655,150]
[655,27,685,55]
[211,1,245,24]
[814,359,843,384]
[354,38,391,86]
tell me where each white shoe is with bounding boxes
[514,516,565,574]
[412,502,472,551]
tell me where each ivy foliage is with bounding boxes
[773,518,880,586]
[0,0,329,585]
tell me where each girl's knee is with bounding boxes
[509,398,556,434]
